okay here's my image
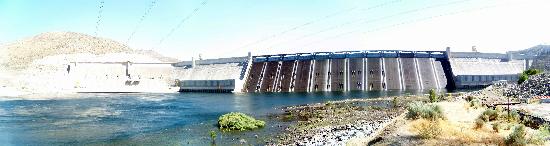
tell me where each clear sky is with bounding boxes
[1,0,549,60]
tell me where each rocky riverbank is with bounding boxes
[270,96,424,145]
[503,73,550,98]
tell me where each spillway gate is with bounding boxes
[243,50,451,92]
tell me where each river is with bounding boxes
[0,90,429,145]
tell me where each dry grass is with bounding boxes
[410,119,442,139]
[408,118,505,145]
[373,100,549,146]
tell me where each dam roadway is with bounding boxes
[243,50,450,93]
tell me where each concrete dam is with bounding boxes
[242,51,451,92]
[173,48,534,92]
[63,48,534,93]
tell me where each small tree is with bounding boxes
[429,89,438,103]
[392,96,398,108]
[209,130,217,144]
[518,69,541,84]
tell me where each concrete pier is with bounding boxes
[400,58,421,90]
[348,58,364,91]
[366,58,383,90]
[244,62,265,92]
[259,62,279,92]
[294,60,312,92]
[311,60,329,92]
[383,58,401,90]
[330,59,346,91]
[417,58,438,89]
[275,61,295,92]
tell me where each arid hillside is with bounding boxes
[0,32,178,70]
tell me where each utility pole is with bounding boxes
[507,95,510,122]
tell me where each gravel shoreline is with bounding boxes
[271,97,422,145]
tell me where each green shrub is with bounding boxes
[469,99,481,109]
[466,96,475,102]
[524,69,541,76]
[209,130,217,143]
[518,69,541,84]
[406,102,445,121]
[392,96,398,108]
[521,116,536,128]
[474,118,485,129]
[508,111,521,123]
[428,89,438,103]
[480,109,498,122]
[506,125,528,146]
[529,124,550,145]
[492,122,500,132]
[218,112,265,131]
[518,74,529,84]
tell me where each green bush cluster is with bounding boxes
[479,109,499,122]
[218,112,265,131]
[428,89,438,103]
[506,125,528,146]
[530,124,550,145]
[492,122,501,132]
[406,102,445,121]
[518,69,541,84]
[508,111,521,123]
[466,96,482,108]
[474,118,485,129]
[392,96,398,108]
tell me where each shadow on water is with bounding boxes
[0,90,435,145]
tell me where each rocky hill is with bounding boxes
[503,73,550,98]
[518,45,550,72]
[0,32,178,69]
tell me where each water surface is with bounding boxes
[0,90,428,145]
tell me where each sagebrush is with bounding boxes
[406,102,445,120]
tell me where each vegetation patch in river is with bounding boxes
[218,112,266,131]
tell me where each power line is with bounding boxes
[235,7,359,50]
[126,0,159,44]
[268,0,473,48]
[235,0,404,50]
[94,0,105,37]
[300,2,506,48]
[155,0,209,50]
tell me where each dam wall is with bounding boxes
[68,62,177,92]
[242,50,450,93]
[172,48,534,92]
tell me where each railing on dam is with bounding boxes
[252,50,447,62]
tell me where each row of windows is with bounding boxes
[458,75,518,82]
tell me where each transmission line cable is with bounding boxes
[268,0,473,48]
[94,0,105,37]
[126,0,159,44]
[236,0,404,50]
[155,0,209,50]
[300,2,506,48]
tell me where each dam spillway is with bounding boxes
[243,51,450,92]
[173,48,534,93]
